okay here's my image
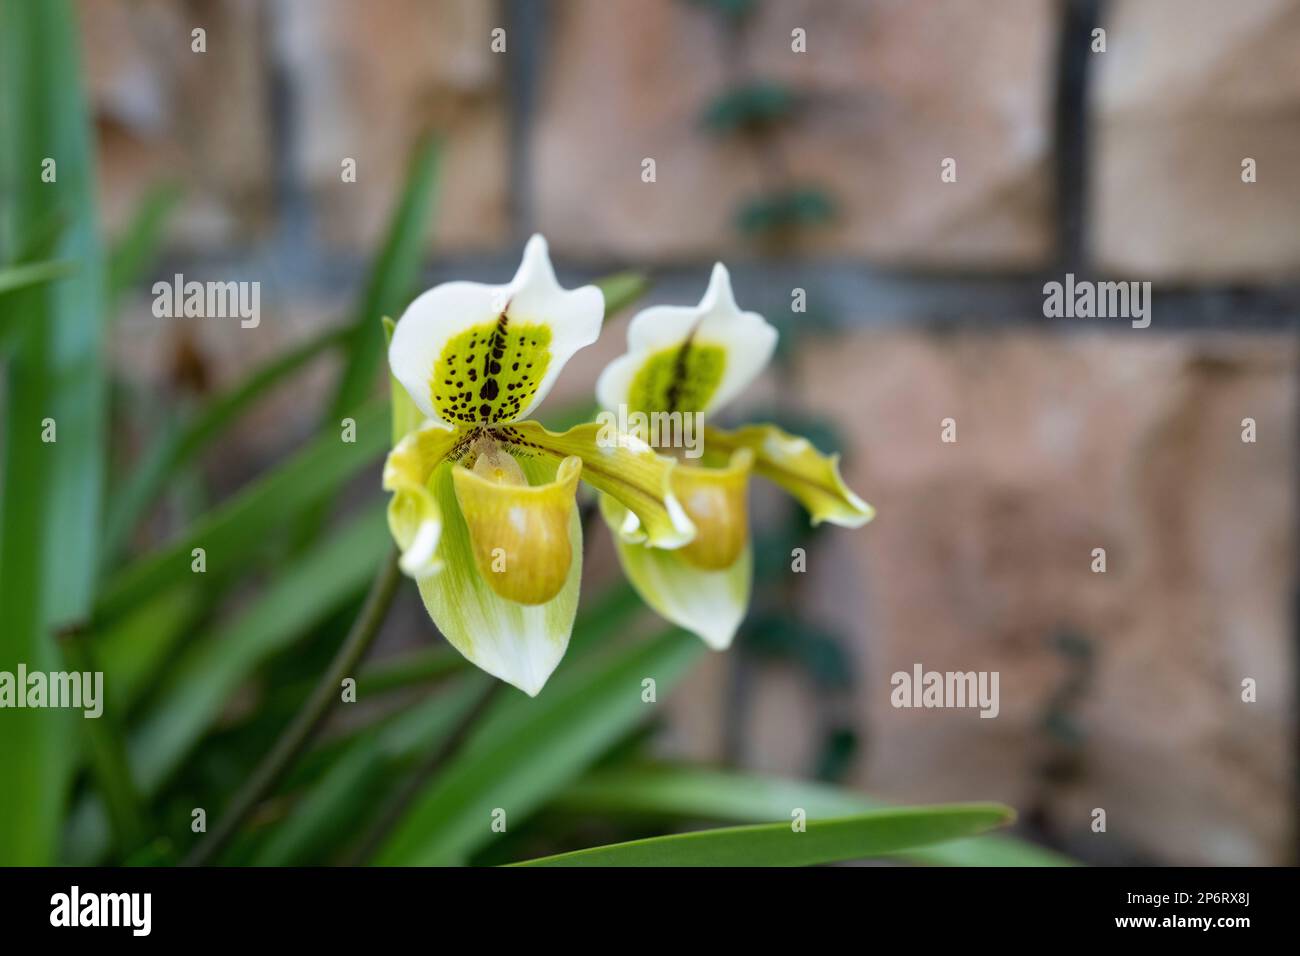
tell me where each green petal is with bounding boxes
[502,420,695,549]
[383,421,466,577]
[706,423,874,528]
[416,453,582,696]
[626,341,727,415]
[602,495,750,650]
[383,315,425,444]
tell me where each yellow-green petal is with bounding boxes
[625,341,727,415]
[383,315,424,444]
[706,423,874,528]
[382,420,465,577]
[501,419,695,550]
[602,495,750,650]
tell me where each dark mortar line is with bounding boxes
[1293,287,1300,863]
[505,0,544,238]
[262,1,313,266]
[1054,0,1102,272]
[138,248,1300,332]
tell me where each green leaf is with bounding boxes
[94,398,389,622]
[298,135,439,543]
[552,767,1075,866]
[102,324,350,563]
[226,585,648,866]
[106,182,180,312]
[327,135,440,424]
[737,187,836,235]
[373,629,705,865]
[512,804,1014,866]
[702,82,796,134]
[354,647,465,697]
[250,679,489,866]
[91,584,208,709]
[128,505,391,792]
[0,258,76,296]
[594,271,650,318]
[0,262,66,357]
[57,628,145,855]
[263,645,465,725]
[67,505,394,865]
[0,0,106,865]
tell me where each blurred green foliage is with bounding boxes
[703,82,798,134]
[737,187,837,235]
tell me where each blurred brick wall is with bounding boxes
[534,0,1056,265]
[80,0,1298,864]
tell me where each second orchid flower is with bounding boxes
[595,262,874,649]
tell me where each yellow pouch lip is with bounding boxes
[452,453,583,605]
[671,447,754,571]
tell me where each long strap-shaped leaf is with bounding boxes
[106,182,179,313]
[552,766,1075,866]
[291,137,441,548]
[511,804,1013,867]
[326,136,441,425]
[0,0,106,866]
[0,258,76,296]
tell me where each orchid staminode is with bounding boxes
[383,235,694,696]
[595,263,874,650]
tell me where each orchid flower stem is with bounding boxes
[183,549,402,867]
[346,676,505,865]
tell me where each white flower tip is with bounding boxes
[515,233,555,286]
[699,622,739,651]
[484,657,551,697]
[523,232,548,257]
[515,675,546,698]
[701,262,738,312]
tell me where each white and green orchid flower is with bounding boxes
[595,263,875,650]
[383,235,694,696]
